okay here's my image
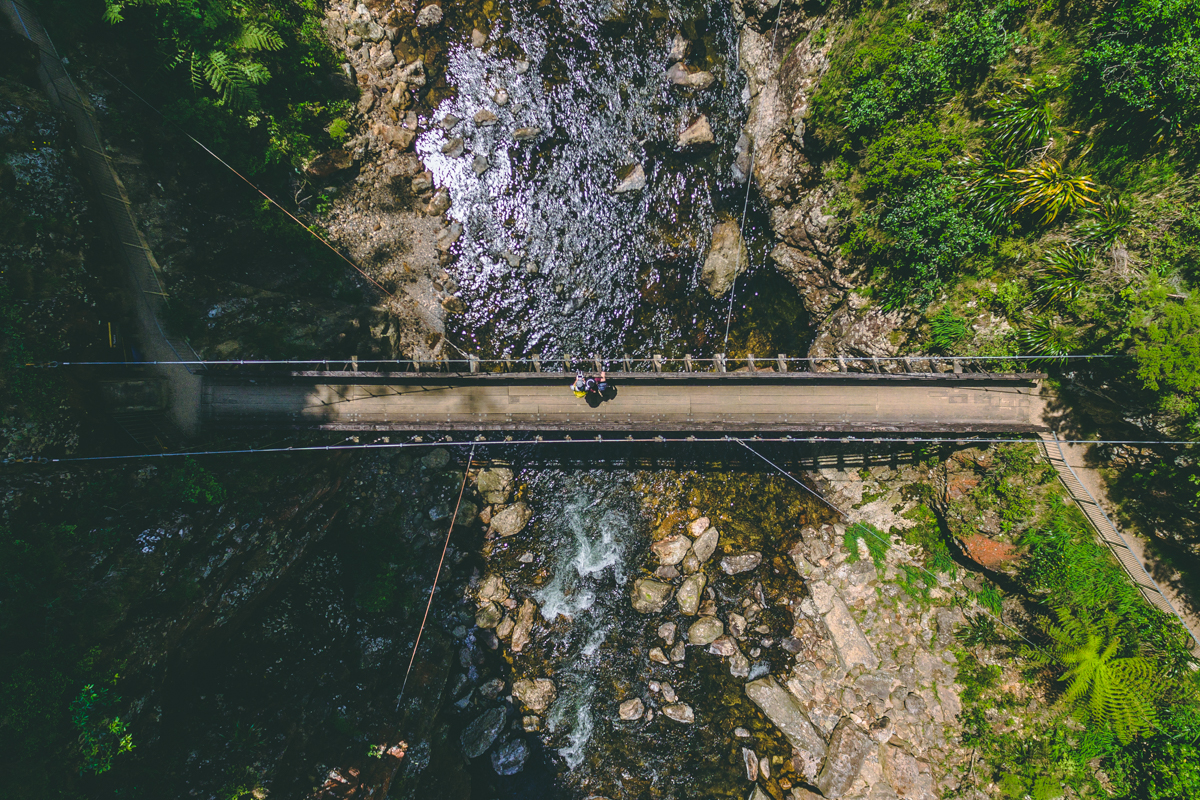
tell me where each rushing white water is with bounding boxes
[531,488,633,768]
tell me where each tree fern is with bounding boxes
[1024,607,1158,744]
[233,23,284,53]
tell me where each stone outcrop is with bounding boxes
[700,220,748,296]
[807,293,915,373]
[810,580,879,670]
[816,718,874,798]
[745,676,827,762]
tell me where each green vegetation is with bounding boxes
[901,444,1199,798]
[71,680,136,774]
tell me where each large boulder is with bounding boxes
[687,616,724,645]
[651,534,691,566]
[304,149,353,177]
[478,574,509,603]
[491,739,528,776]
[667,62,715,89]
[512,678,557,713]
[676,572,706,615]
[816,718,874,799]
[677,115,714,149]
[476,467,514,504]
[490,502,532,537]
[692,527,719,562]
[511,598,537,652]
[720,551,762,575]
[744,676,826,762]
[460,707,506,758]
[631,577,674,613]
[700,221,748,297]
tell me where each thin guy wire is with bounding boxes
[723,0,785,353]
[10,434,1200,467]
[733,439,1038,647]
[399,443,476,705]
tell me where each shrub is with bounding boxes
[162,458,227,506]
[70,682,134,774]
[1010,158,1100,225]
[1037,244,1094,308]
[929,308,971,352]
[989,81,1055,156]
[1134,296,1200,395]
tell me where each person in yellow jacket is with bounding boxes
[571,371,587,397]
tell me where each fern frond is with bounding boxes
[203,50,251,107]
[239,60,271,86]
[102,1,125,24]
[234,23,284,52]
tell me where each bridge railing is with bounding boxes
[192,353,1053,377]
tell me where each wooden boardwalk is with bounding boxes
[203,373,1048,433]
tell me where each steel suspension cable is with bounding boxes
[399,442,476,705]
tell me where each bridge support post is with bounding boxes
[870,357,880,373]
[837,356,847,372]
[623,355,633,372]
[684,354,694,372]
[715,353,727,373]
[351,355,358,372]
[953,358,962,374]
[777,354,788,372]
[469,354,479,373]
[653,354,664,372]
[564,355,573,372]
[532,354,542,372]
[747,354,757,372]
[593,357,602,374]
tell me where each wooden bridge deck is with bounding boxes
[203,373,1048,433]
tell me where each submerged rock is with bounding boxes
[461,707,506,758]
[474,109,498,126]
[490,502,532,537]
[513,126,542,140]
[700,221,748,297]
[816,718,874,799]
[658,621,677,645]
[649,647,670,664]
[744,676,826,762]
[478,574,509,603]
[721,551,762,575]
[512,678,557,712]
[687,516,710,537]
[669,640,686,662]
[652,534,691,566]
[668,33,689,62]
[619,697,645,720]
[631,577,674,613]
[441,136,465,157]
[677,115,714,149]
[676,572,706,616]
[476,602,502,629]
[743,746,759,781]
[416,3,442,27]
[491,739,529,775]
[681,550,701,574]
[687,616,724,645]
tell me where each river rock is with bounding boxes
[631,577,674,613]
[692,527,719,562]
[681,550,700,574]
[816,718,874,799]
[728,612,747,638]
[511,599,537,652]
[730,649,751,678]
[676,572,706,615]
[662,703,694,724]
[650,647,670,664]
[412,171,433,194]
[476,602,502,629]
[658,621,677,645]
[473,154,490,176]
[619,697,645,720]
[490,502,532,537]
[304,149,353,177]
[661,683,677,702]
[513,126,542,140]
[374,49,396,69]
[744,676,826,762]
[882,742,936,799]
[372,122,414,150]
[677,115,714,149]
[436,221,463,252]
[670,640,686,662]
[471,27,487,47]
[474,109,498,126]
[476,466,514,503]
[810,581,879,670]
[496,615,514,639]
[701,221,749,297]
[668,33,689,62]
[461,706,506,758]
[687,516,710,537]
[614,163,646,193]
[652,534,691,566]
[442,136,465,157]
[687,616,724,645]
[427,188,451,216]
[494,87,509,106]
[397,58,427,87]
[655,565,679,580]
[720,551,762,575]
[416,3,442,27]
[513,678,557,712]
[478,574,509,603]
[441,113,460,130]
[491,739,528,775]
[743,746,759,781]
[667,62,715,89]
[707,635,738,657]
